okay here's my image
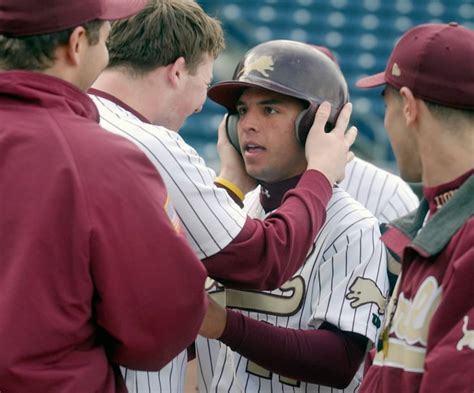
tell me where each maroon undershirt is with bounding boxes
[218,175,368,388]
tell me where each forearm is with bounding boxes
[203,170,332,290]
[219,310,368,389]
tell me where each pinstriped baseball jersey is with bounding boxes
[91,94,247,393]
[208,187,389,392]
[339,157,419,223]
[120,356,187,393]
[196,159,418,392]
[91,94,247,260]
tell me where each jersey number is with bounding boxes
[226,276,305,386]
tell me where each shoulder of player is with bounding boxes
[326,188,379,229]
[91,94,180,140]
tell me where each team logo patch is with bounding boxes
[391,63,401,77]
[457,315,474,351]
[346,276,387,315]
[238,55,274,78]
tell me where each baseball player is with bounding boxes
[309,45,419,225]
[196,40,389,393]
[312,45,419,224]
[195,43,419,393]
[0,0,210,392]
[88,1,355,392]
[356,23,474,393]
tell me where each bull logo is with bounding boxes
[457,315,474,351]
[238,55,274,78]
[346,277,387,315]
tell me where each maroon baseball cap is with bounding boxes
[311,45,339,65]
[0,0,148,37]
[356,22,474,109]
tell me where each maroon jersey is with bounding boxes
[361,171,474,393]
[0,71,207,392]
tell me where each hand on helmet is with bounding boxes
[305,102,357,185]
[217,115,257,195]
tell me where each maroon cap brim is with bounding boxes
[356,71,386,88]
[208,81,262,111]
[98,0,148,21]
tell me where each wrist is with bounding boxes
[306,162,335,186]
[215,176,245,202]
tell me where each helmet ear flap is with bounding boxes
[225,113,241,153]
[294,104,338,145]
[295,104,317,145]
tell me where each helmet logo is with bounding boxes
[391,63,401,77]
[238,55,274,78]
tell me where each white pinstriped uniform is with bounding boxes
[208,187,389,392]
[90,94,247,393]
[339,157,420,223]
[196,158,419,393]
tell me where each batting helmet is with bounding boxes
[207,40,349,151]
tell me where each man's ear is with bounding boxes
[399,86,418,126]
[168,56,187,88]
[64,26,88,66]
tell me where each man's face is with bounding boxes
[174,53,214,130]
[236,87,307,183]
[383,87,422,182]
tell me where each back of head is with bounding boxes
[208,40,349,146]
[0,0,147,71]
[107,0,225,75]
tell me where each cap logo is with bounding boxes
[391,63,401,77]
[238,55,274,78]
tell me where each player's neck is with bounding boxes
[418,125,474,187]
[93,68,169,126]
[259,174,302,213]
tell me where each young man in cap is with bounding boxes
[88,2,356,391]
[197,39,389,393]
[312,45,419,227]
[356,22,474,393]
[0,1,210,392]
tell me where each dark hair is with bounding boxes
[0,20,103,71]
[107,0,224,76]
[424,100,474,124]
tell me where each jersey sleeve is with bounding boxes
[95,101,247,259]
[219,311,367,387]
[85,135,208,370]
[309,209,389,345]
[203,170,333,290]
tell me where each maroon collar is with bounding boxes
[423,169,474,216]
[0,71,99,122]
[259,175,302,213]
[88,88,152,124]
